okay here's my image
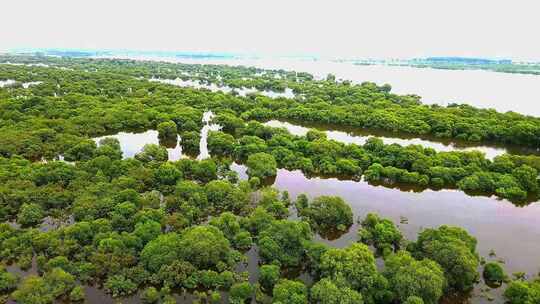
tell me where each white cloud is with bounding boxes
[2,0,539,60]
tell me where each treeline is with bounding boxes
[2,55,540,149]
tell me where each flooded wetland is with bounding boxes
[1,55,540,304]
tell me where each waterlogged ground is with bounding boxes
[84,112,540,302]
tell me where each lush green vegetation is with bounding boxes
[0,55,538,303]
[208,121,540,202]
[358,213,403,255]
[483,262,507,285]
[296,195,353,236]
[504,275,540,304]
[0,148,487,303]
[0,56,539,201]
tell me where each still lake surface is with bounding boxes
[117,54,540,117]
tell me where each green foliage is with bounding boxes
[157,120,178,138]
[258,220,312,267]
[0,54,530,304]
[409,225,479,291]
[104,275,138,297]
[135,144,168,163]
[11,275,54,304]
[208,131,236,156]
[272,279,308,304]
[0,267,18,292]
[180,131,201,153]
[140,233,183,272]
[319,243,387,303]
[404,296,425,304]
[297,195,353,233]
[229,282,254,303]
[504,278,540,304]
[358,213,403,254]
[177,226,234,269]
[246,152,277,179]
[17,203,44,227]
[310,278,363,304]
[11,269,76,304]
[69,285,85,302]
[483,262,506,284]
[259,264,280,291]
[383,251,445,304]
[141,286,160,303]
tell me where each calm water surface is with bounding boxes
[93,130,184,161]
[170,57,540,117]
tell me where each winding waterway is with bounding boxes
[263,120,540,159]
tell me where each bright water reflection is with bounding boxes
[263,120,540,159]
[93,130,184,161]
[150,77,295,98]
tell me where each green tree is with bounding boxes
[383,251,445,304]
[135,144,168,163]
[104,275,137,297]
[310,278,363,304]
[298,196,353,233]
[258,220,312,267]
[246,152,277,179]
[230,282,254,303]
[141,286,160,303]
[44,268,76,298]
[259,264,280,291]
[504,279,540,304]
[157,120,178,138]
[483,262,506,285]
[11,276,54,304]
[409,225,479,291]
[17,203,44,226]
[180,131,201,153]
[69,285,85,302]
[319,243,387,303]
[177,225,233,269]
[0,267,18,292]
[273,279,308,304]
[140,233,182,272]
[207,131,236,156]
[358,213,403,254]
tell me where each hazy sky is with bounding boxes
[2,0,540,60]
